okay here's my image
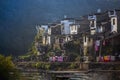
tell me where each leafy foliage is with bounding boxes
[64,40,80,54]
[0,54,20,80]
[35,62,80,71]
[28,27,45,57]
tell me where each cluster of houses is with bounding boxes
[36,9,120,62]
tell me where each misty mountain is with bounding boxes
[0,0,120,55]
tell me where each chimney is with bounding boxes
[97,9,101,13]
[64,15,67,18]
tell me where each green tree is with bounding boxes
[27,27,45,61]
[0,54,19,80]
[64,40,80,54]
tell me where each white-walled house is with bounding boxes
[46,35,51,45]
[88,15,97,35]
[70,24,80,35]
[82,33,93,62]
[108,10,118,33]
[83,35,89,47]
[47,26,51,35]
[65,35,71,42]
[41,25,48,31]
[42,36,46,45]
[88,11,111,35]
[61,18,75,35]
[36,25,45,35]
[46,23,62,45]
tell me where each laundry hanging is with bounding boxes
[96,40,100,46]
[95,45,99,51]
[103,40,106,46]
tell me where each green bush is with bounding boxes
[0,54,20,80]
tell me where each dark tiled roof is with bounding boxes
[61,18,75,20]
[51,25,61,35]
[97,12,109,22]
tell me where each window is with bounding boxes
[85,36,86,42]
[61,25,64,30]
[110,11,114,15]
[91,20,94,27]
[98,26,103,33]
[75,26,77,30]
[71,26,74,30]
[113,19,115,25]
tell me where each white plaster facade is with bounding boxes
[97,26,103,33]
[108,10,118,33]
[83,35,89,47]
[41,25,48,31]
[61,19,74,35]
[42,35,51,45]
[88,15,97,35]
[47,27,51,35]
[70,24,80,34]
[42,36,46,45]
[46,36,51,45]
[111,17,117,33]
